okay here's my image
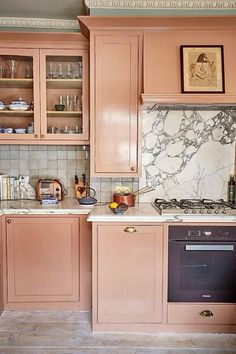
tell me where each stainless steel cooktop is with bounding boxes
[152,198,236,216]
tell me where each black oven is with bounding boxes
[168,225,236,303]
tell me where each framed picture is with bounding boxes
[180,45,225,93]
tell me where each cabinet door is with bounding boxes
[92,34,140,176]
[40,49,89,143]
[96,225,163,323]
[0,48,40,142]
[6,217,79,302]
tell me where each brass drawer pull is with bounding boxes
[34,134,39,139]
[124,227,137,233]
[130,166,135,171]
[41,134,45,139]
[200,310,214,317]
[7,219,12,224]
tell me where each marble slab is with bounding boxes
[0,198,93,215]
[140,109,236,202]
[87,204,236,223]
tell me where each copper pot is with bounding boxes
[113,193,135,207]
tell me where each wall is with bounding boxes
[0,145,90,198]
[0,107,234,204]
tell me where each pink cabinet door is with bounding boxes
[96,225,163,323]
[6,217,80,303]
[92,34,141,176]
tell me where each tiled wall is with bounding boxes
[90,177,139,203]
[0,145,90,198]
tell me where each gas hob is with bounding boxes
[152,198,236,216]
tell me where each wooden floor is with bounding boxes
[0,311,235,354]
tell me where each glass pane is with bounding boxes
[0,54,34,135]
[45,55,83,136]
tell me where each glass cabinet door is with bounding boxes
[0,49,40,141]
[40,49,89,142]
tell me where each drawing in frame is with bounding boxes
[180,45,225,93]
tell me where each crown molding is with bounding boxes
[0,17,79,30]
[85,0,236,10]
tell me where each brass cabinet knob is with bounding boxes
[34,134,39,139]
[130,166,135,172]
[124,227,137,233]
[41,134,45,139]
[7,219,12,224]
[199,310,214,317]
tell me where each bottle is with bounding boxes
[228,175,235,204]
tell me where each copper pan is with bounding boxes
[113,193,135,207]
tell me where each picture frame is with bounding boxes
[180,45,225,93]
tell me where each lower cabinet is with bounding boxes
[167,303,236,325]
[94,224,163,325]
[3,215,91,310]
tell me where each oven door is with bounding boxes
[168,240,236,302]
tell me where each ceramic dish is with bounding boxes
[8,105,29,111]
[0,101,6,110]
[8,98,29,111]
[14,128,26,134]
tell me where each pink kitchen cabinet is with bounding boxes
[3,215,91,310]
[0,32,89,144]
[93,224,163,329]
[89,32,142,176]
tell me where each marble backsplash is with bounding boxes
[139,108,236,202]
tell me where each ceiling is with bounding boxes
[0,0,86,20]
[0,1,235,31]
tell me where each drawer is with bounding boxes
[168,303,236,325]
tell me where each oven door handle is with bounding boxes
[185,245,234,251]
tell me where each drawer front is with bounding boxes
[168,304,236,325]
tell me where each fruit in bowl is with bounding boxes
[109,202,128,214]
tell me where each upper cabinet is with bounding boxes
[142,17,236,105]
[0,33,89,144]
[91,34,141,176]
[78,17,142,177]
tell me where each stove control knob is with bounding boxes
[192,209,196,214]
[222,209,226,214]
[184,209,189,214]
[215,209,219,214]
[207,210,211,214]
[199,209,204,214]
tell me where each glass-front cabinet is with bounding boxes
[40,49,88,142]
[0,47,88,144]
[0,49,40,141]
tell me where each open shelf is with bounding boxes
[0,78,33,88]
[47,111,82,117]
[46,79,82,89]
[0,110,33,116]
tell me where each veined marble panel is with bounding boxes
[139,109,236,202]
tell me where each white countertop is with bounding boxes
[0,198,93,215]
[88,203,236,223]
[0,199,235,223]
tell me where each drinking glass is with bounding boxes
[73,62,82,79]
[8,59,17,79]
[57,62,64,79]
[65,63,72,79]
